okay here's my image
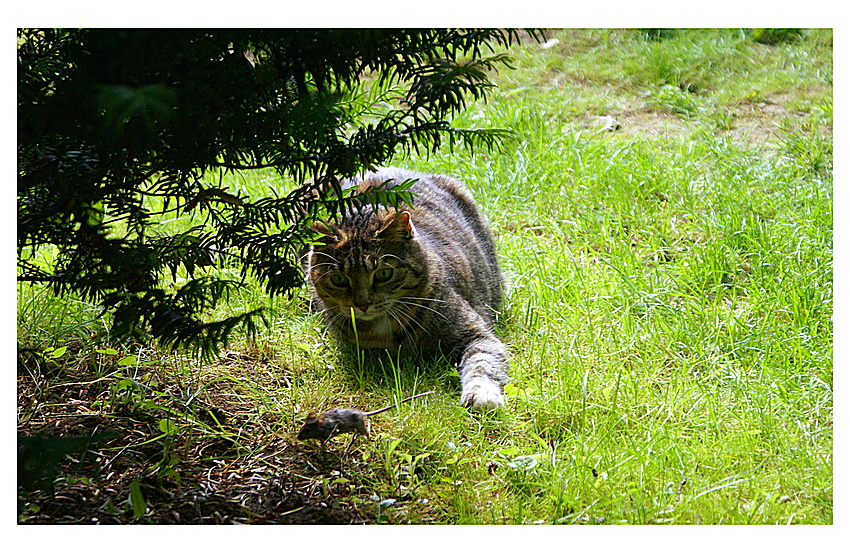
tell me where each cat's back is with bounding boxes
[356,166,483,216]
[348,167,493,244]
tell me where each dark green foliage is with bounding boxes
[749,28,804,45]
[17,29,528,357]
[18,433,113,492]
[639,28,678,41]
[640,28,805,46]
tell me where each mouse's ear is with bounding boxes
[304,413,318,422]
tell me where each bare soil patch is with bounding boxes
[17,348,377,524]
[586,90,830,148]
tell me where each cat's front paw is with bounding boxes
[461,379,504,411]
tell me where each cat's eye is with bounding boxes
[373,267,394,283]
[329,273,348,287]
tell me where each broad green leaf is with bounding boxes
[129,479,146,519]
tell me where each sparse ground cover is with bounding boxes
[17,28,832,524]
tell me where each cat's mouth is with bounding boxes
[344,305,384,321]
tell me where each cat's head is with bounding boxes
[307,209,427,323]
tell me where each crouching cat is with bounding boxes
[303,168,508,410]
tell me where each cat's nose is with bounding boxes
[355,303,371,312]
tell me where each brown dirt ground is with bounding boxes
[17,347,378,524]
[580,91,826,148]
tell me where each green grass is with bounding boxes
[18,29,832,524]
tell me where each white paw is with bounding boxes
[461,379,504,411]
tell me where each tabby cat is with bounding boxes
[303,168,508,410]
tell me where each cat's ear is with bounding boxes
[378,210,414,240]
[311,221,336,245]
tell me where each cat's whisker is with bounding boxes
[396,299,451,322]
[312,301,348,325]
[400,295,447,303]
[315,305,340,323]
[378,253,404,265]
[312,272,340,286]
[310,250,341,264]
[384,308,412,340]
[308,262,339,270]
[389,302,418,326]
[388,303,429,337]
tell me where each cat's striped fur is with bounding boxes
[304,168,508,409]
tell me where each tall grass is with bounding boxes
[17,29,832,524]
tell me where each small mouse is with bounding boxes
[296,391,435,442]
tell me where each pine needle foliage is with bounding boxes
[17,28,530,358]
